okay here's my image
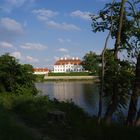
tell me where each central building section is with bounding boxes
[53,57,84,73]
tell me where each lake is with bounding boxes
[36,80,140,120]
[35,80,102,116]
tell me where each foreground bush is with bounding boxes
[1,94,140,140]
[0,53,37,95]
[0,105,39,140]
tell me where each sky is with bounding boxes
[0,0,113,68]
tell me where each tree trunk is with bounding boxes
[104,0,126,124]
[98,0,115,124]
[127,54,140,126]
[136,109,140,126]
[98,28,111,124]
[114,0,126,59]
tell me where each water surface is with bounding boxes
[35,81,100,116]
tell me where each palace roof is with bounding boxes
[54,58,81,65]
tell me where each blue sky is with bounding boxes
[0,0,112,68]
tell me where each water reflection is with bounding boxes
[35,81,99,116]
[82,83,100,115]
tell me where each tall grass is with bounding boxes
[0,105,38,140]
[0,93,140,140]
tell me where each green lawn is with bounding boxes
[48,72,91,76]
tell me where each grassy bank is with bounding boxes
[48,72,92,76]
[35,73,98,82]
[0,93,140,140]
[43,78,97,82]
[0,105,38,140]
[35,74,45,82]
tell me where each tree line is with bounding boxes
[90,0,140,126]
[0,53,37,95]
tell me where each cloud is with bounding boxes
[0,17,23,41]
[58,38,71,43]
[9,51,39,65]
[23,21,27,27]
[63,54,71,58]
[2,0,38,12]
[5,0,27,8]
[47,21,81,31]
[32,9,58,21]
[70,10,91,20]
[32,9,81,31]
[54,54,71,61]
[97,0,107,2]
[0,41,13,48]
[58,38,64,43]
[10,51,22,59]
[58,48,69,52]
[20,42,47,50]
[26,56,39,63]
[0,17,23,33]
[54,56,59,61]
[44,58,50,62]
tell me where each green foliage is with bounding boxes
[1,93,140,140]
[0,93,140,140]
[91,0,140,59]
[91,2,120,34]
[0,53,37,95]
[0,93,15,110]
[13,84,38,96]
[35,74,45,82]
[0,106,38,140]
[104,50,135,110]
[0,53,21,92]
[82,51,101,75]
[91,0,140,121]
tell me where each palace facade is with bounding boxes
[53,57,84,73]
[33,68,49,75]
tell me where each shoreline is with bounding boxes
[44,75,99,81]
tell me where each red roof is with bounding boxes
[33,68,49,72]
[54,59,81,65]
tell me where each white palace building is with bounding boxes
[33,68,49,75]
[53,57,84,73]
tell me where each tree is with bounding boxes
[82,51,101,75]
[104,0,126,124]
[97,0,115,124]
[126,0,140,125]
[103,50,134,123]
[91,0,139,56]
[127,54,140,126]
[0,53,20,92]
[0,53,37,95]
[91,0,140,123]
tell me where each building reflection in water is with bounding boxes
[35,81,99,116]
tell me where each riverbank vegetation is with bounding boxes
[91,0,140,125]
[35,72,96,82]
[1,93,140,140]
[0,53,37,95]
[0,53,140,139]
[0,0,140,139]
[0,104,38,140]
[82,51,101,75]
[35,74,45,82]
